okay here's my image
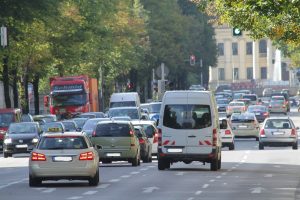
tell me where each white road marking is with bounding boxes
[187,198,194,200]
[223,183,228,185]
[232,167,236,169]
[221,172,227,176]
[143,186,159,193]
[209,179,215,182]
[97,184,110,189]
[202,184,209,189]
[42,188,56,193]
[83,191,98,195]
[228,169,233,172]
[274,165,281,168]
[250,187,265,194]
[32,187,47,190]
[195,191,202,195]
[275,188,297,190]
[0,178,28,190]
[175,172,185,176]
[109,179,120,183]
[241,160,246,163]
[147,166,155,168]
[264,174,273,178]
[140,168,148,171]
[216,176,222,179]
[67,196,82,200]
[130,171,140,175]
[121,175,131,178]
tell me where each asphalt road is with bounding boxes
[1,110,300,200]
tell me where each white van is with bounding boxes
[109,92,141,108]
[157,91,222,171]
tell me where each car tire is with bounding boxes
[3,152,12,158]
[132,154,139,167]
[29,176,41,187]
[158,158,170,170]
[292,142,298,150]
[89,169,99,186]
[229,143,235,150]
[210,150,220,171]
[259,143,264,150]
[218,154,221,170]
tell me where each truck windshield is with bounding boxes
[51,93,87,106]
[0,113,14,128]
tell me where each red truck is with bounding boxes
[44,75,99,119]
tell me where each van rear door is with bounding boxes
[185,92,213,154]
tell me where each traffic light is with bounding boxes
[190,55,196,66]
[232,27,242,36]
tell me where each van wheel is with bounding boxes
[89,169,99,186]
[229,143,235,150]
[210,158,218,171]
[29,176,41,187]
[259,143,264,150]
[158,159,170,170]
[292,142,298,150]
[218,154,221,170]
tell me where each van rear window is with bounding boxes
[110,101,136,108]
[163,105,211,129]
[95,123,131,137]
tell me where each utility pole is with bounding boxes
[200,59,203,86]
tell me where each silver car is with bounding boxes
[269,96,287,115]
[259,117,298,150]
[230,113,260,140]
[29,132,99,187]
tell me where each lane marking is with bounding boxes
[228,169,233,172]
[264,174,273,178]
[67,196,82,200]
[232,167,236,169]
[121,175,131,178]
[176,172,185,176]
[140,168,148,171]
[202,184,209,189]
[83,191,97,195]
[130,171,140,175]
[187,198,194,200]
[97,184,110,189]
[216,176,222,179]
[223,183,227,185]
[221,172,227,176]
[0,178,28,190]
[209,179,215,182]
[42,188,56,193]
[148,166,155,168]
[109,179,120,183]
[195,191,202,195]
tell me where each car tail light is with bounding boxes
[31,152,46,161]
[158,128,162,146]
[92,131,96,137]
[225,130,231,135]
[79,152,94,160]
[153,132,158,143]
[212,128,217,146]
[260,129,265,136]
[269,105,272,108]
[291,129,296,137]
[263,112,269,116]
[139,138,145,144]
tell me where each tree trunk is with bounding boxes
[2,56,11,108]
[33,74,40,115]
[12,67,19,108]
[21,66,29,114]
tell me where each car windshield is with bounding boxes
[149,103,161,113]
[264,119,292,129]
[231,114,255,122]
[110,101,136,108]
[271,99,284,104]
[0,113,14,128]
[109,108,139,120]
[62,122,76,131]
[243,95,257,101]
[163,104,211,129]
[95,123,131,137]
[9,123,37,134]
[248,106,266,112]
[38,136,88,149]
[51,93,87,107]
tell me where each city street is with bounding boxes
[1,111,300,200]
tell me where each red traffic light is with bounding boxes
[190,55,196,66]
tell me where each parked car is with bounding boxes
[29,132,99,187]
[247,105,269,123]
[3,122,42,157]
[134,126,152,163]
[230,113,260,140]
[219,118,235,150]
[259,117,298,150]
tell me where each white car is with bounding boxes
[219,118,235,150]
[131,120,158,155]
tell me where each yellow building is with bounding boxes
[209,24,291,90]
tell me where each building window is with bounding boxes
[218,68,225,80]
[259,39,267,57]
[261,67,267,79]
[232,42,238,55]
[246,42,252,55]
[233,68,239,80]
[217,43,224,56]
[247,67,253,80]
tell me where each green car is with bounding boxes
[91,120,141,166]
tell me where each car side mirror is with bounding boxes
[94,144,102,149]
[76,128,82,132]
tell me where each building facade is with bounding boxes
[209,24,291,90]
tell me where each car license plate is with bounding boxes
[255,112,260,115]
[106,153,121,157]
[273,132,284,135]
[16,144,28,148]
[53,156,73,162]
[239,125,247,128]
[167,148,183,153]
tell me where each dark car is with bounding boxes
[247,105,269,123]
[134,126,152,163]
[73,118,88,130]
[216,98,230,112]
[82,118,110,137]
[3,122,42,157]
[61,120,79,132]
[75,113,97,119]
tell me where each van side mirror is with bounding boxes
[44,95,49,107]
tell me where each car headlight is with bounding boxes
[4,138,12,144]
[32,138,39,143]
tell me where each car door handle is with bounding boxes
[188,135,196,138]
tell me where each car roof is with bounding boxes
[42,132,85,137]
[109,107,138,110]
[131,120,156,125]
[267,116,290,120]
[10,122,38,126]
[97,120,131,124]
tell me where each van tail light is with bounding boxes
[225,130,231,135]
[139,138,145,144]
[291,129,296,137]
[158,128,162,146]
[31,152,46,161]
[212,128,217,146]
[79,152,94,160]
[260,129,265,136]
[153,132,158,143]
[92,130,96,137]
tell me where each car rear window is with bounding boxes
[229,102,244,106]
[62,122,76,131]
[243,95,257,101]
[38,136,88,149]
[95,123,131,137]
[248,106,266,112]
[163,104,211,129]
[231,114,255,123]
[265,119,292,129]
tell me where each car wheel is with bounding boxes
[292,142,298,150]
[29,176,41,187]
[259,143,264,150]
[89,169,99,186]
[132,154,139,167]
[229,143,235,150]
[210,158,218,171]
[3,152,11,158]
[158,158,170,170]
